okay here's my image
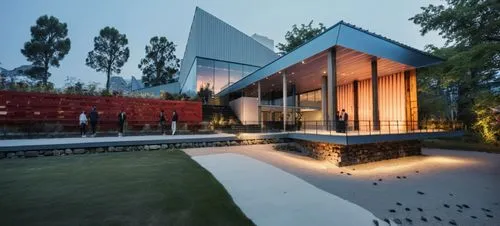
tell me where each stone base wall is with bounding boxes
[296,140,422,166]
[0,138,284,160]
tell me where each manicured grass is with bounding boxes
[423,139,500,153]
[0,151,254,226]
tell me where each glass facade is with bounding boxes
[299,89,321,108]
[213,60,229,94]
[196,58,213,93]
[182,58,197,95]
[185,57,259,95]
[229,63,243,85]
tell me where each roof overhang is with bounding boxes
[218,21,443,96]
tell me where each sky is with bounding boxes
[0,0,446,88]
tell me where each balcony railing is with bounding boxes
[220,120,464,136]
[0,118,463,139]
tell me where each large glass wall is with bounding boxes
[229,63,243,85]
[196,58,213,93]
[214,61,229,94]
[299,89,321,108]
[181,58,197,95]
[243,65,259,77]
[190,57,260,95]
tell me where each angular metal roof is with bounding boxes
[218,21,444,96]
[178,7,278,92]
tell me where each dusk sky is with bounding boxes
[0,0,446,88]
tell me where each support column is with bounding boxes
[327,48,337,127]
[371,58,380,130]
[321,76,328,123]
[257,82,262,128]
[282,72,287,131]
[353,80,359,130]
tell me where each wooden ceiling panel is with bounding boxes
[242,46,414,96]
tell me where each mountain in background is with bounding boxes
[0,65,35,84]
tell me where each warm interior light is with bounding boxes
[301,61,305,64]
[323,71,326,74]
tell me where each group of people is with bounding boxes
[335,109,349,133]
[78,107,178,137]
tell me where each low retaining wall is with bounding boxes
[0,138,284,159]
[295,140,422,166]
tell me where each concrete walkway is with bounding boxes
[186,145,500,226]
[193,153,387,226]
[0,134,236,151]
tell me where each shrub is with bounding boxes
[141,124,152,133]
[473,91,500,144]
[100,89,112,97]
[188,123,202,133]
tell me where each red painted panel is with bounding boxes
[0,91,202,131]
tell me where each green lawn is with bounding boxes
[0,151,254,226]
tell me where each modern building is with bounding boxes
[109,76,129,93]
[251,34,274,51]
[130,76,144,91]
[178,7,278,96]
[132,82,180,96]
[179,7,461,166]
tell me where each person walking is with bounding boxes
[159,110,166,135]
[118,109,126,137]
[79,110,88,137]
[171,110,178,135]
[89,106,99,137]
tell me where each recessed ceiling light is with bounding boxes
[301,61,305,64]
[291,72,295,75]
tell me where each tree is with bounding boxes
[138,36,180,87]
[21,15,71,85]
[86,27,129,92]
[410,0,500,126]
[276,20,326,55]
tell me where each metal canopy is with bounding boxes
[218,21,443,97]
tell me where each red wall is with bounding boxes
[0,91,202,131]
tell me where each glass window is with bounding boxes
[196,58,214,93]
[229,63,243,85]
[181,59,197,95]
[214,61,229,94]
[243,65,259,77]
[299,89,321,108]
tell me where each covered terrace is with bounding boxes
[219,21,458,136]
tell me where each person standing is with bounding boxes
[159,110,166,135]
[79,110,88,137]
[89,106,99,137]
[118,109,126,137]
[171,110,178,135]
[340,109,349,133]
